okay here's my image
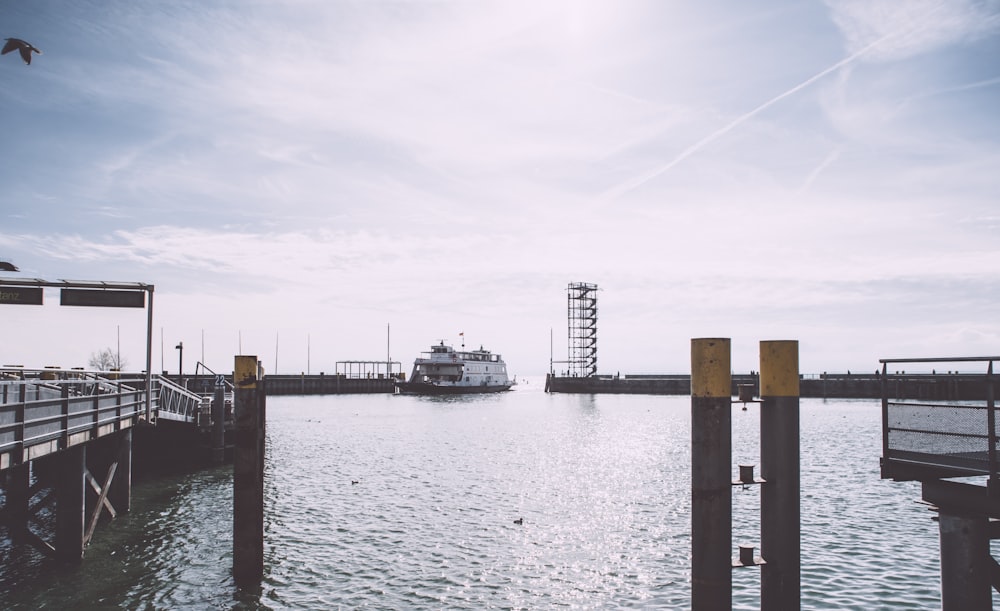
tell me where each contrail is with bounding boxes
[600,32,895,202]
[797,145,843,195]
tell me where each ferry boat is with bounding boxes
[395,341,513,395]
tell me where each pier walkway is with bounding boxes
[1,368,209,468]
[0,367,224,561]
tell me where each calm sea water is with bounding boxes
[0,378,988,609]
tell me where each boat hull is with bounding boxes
[395,382,512,395]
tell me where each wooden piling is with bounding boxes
[759,340,801,611]
[233,355,265,587]
[938,509,991,610]
[5,463,30,542]
[690,338,732,610]
[212,380,226,464]
[108,429,132,515]
[55,444,86,562]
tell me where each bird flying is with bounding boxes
[2,38,42,65]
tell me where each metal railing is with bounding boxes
[0,375,145,471]
[881,357,999,484]
[0,368,220,471]
[153,376,205,423]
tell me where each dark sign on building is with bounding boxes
[60,288,146,308]
[0,286,44,305]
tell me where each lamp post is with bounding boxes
[176,341,184,382]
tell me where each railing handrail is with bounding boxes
[153,375,207,423]
[0,380,145,470]
[880,356,1000,365]
[0,366,146,377]
[189,362,235,393]
[155,374,201,397]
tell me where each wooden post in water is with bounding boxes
[107,429,132,515]
[55,444,86,562]
[690,338,732,610]
[759,340,801,610]
[233,355,265,586]
[212,376,226,464]
[5,463,31,542]
[937,511,990,609]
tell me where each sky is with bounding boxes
[1,0,999,377]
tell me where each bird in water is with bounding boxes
[0,261,19,272]
[513,517,523,525]
[2,38,42,65]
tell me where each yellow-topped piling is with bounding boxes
[760,340,799,398]
[690,338,732,610]
[691,338,731,398]
[233,355,265,587]
[759,339,801,610]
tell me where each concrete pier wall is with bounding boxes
[546,373,989,400]
[262,374,395,396]
[178,374,395,396]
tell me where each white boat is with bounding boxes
[395,341,513,395]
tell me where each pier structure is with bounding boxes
[880,356,1000,610]
[0,367,218,561]
[335,360,402,379]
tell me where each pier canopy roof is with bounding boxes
[0,278,153,290]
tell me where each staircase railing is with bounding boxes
[153,375,205,423]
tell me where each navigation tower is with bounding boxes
[567,282,598,377]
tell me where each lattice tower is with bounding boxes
[567,282,598,377]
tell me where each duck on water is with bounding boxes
[395,340,514,395]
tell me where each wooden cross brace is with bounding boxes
[84,461,118,545]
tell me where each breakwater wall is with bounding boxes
[178,374,395,396]
[546,373,989,400]
[261,374,394,396]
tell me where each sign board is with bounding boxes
[60,288,145,308]
[235,356,258,389]
[0,286,43,305]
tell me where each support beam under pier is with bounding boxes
[55,444,86,562]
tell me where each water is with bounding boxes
[0,380,982,609]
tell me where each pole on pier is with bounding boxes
[145,286,155,421]
[691,338,732,610]
[55,444,86,562]
[759,340,800,611]
[233,355,265,587]
[212,377,226,464]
